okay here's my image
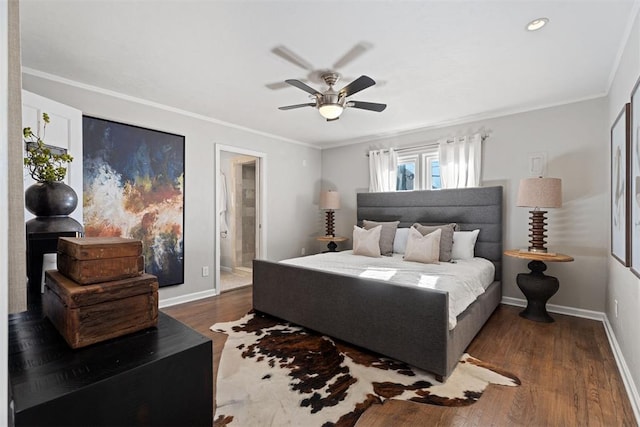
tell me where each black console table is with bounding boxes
[9,310,213,426]
[26,216,83,310]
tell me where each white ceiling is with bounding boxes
[19,0,636,149]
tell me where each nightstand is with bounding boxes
[316,236,347,252]
[504,249,574,323]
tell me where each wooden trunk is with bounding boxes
[57,236,143,260]
[57,252,144,284]
[43,270,158,349]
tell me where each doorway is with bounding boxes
[215,145,265,293]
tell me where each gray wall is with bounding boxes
[22,72,322,302]
[322,97,608,312]
[607,8,640,407]
[8,0,25,312]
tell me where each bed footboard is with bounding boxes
[253,259,450,376]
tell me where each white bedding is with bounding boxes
[280,251,495,330]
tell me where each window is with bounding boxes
[428,157,441,190]
[396,147,441,191]
[397,160,415,191]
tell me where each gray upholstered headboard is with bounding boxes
[357,186,503,281]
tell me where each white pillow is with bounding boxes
[451,229,480,260]
[393,228,410,254]
[353,225,382,257]
[403,227,441,264]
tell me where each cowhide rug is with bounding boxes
[211,312,520,427]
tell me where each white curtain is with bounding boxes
[368,148,398,192]
[438,133,482,189]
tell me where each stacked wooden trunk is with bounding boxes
[43,237,159,349]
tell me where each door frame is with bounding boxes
[22,90,83,224]
[214,144,266,295]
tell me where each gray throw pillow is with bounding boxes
[363,220,400,256]
[411,223,457,262]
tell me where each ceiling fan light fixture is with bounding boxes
[318,104,344,120]
[526,17,549,31]
[280,73,384,120]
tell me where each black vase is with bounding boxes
[25,181,78,216]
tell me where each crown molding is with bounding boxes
[21,67,318,150]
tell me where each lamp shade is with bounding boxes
[320,190,340,210]
[516,177,562,208]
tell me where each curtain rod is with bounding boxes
[365,133,488,157]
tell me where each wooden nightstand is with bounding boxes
[504,249,574,323]
[316,236,347,252]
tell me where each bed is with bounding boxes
[253,186,503,379]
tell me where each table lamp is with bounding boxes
[516,177,562,253]
[320,190,340,237]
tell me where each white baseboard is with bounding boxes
[220,266,232,273]
[501,296,639,423]
[602,316,640,423]
[501,296,605,321]
[159,289,217,309]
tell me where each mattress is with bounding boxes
[281,251,495,329]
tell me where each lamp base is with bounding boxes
[325,210,335,237]
[528,210,549,253]
[527,247,548,254]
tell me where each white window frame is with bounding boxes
[423,153,440,190]
[397,145,440,191]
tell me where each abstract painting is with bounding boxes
[82,116,185,287]
[611,103,630,266]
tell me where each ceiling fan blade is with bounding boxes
[278,103,316,110]
[285,79,322,96]
[348,101,387,112]
[332,42,373,69]
[271,45,314,71]
[326,117,340,122]
[266,81,294,90]
[339,75,376,98]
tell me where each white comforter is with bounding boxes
[281,251,495,330]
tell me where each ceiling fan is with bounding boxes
[267,42,374,90]
[278,72,387,121]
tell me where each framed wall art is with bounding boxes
[631,79,640,277]
[611,103,631,266]
[82,116,185,287]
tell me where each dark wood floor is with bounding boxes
[162,286,637,426]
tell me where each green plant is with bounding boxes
[23,112,73,182]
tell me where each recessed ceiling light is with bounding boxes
[526,17,549,31]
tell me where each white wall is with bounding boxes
[1,1,10,423]
[22,72,322,302]
[607,8,640,408]
[322,97,608,312]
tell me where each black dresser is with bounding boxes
[8,310,213,426]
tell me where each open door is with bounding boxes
[215,145,266,294]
